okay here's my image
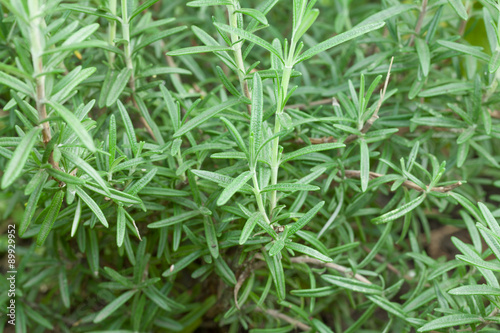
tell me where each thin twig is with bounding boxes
[362,246,415,281]
[457,308,499,332]
[341,169,462,193]
[234,260,266,310]
[344,57,394,144]
[289,256,372,284]
[30,5,59,170]
[255,307,312,331]
[409,0,428,47]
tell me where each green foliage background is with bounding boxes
[2,0,500,332]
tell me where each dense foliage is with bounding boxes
[2,0,500,332]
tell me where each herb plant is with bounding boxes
[2,0,500,332]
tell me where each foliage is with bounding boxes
[1,0,500,332]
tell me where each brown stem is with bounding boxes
[31,10,59,170]
[341,169,462,193]
[289,256,372,284]
[234,260,266,310]
[409,0,428,47]
[255,308,311,331]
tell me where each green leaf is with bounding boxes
[264,251,286,301]
[139,66,191,77]
[213,22,283,63]
[61,150,111,196]
[126,168,157,196]
[187,0,232,6]
[148,210,202,228]
[191,170,252,193]
[162,249,203,277]
[75,186,109,228]
[59,4,119,20]
[239,212,261,245]
[489,48,500,73]
[366,295,408,321]
[1,127,41,189]
[221,117,248,156]
[0,71,34,97]
[117,100,138,155]
[20,172,48,236]
[288,201,325,236]
[281,143,345,164]
[411,116,465,128]
[174,98,241,138]
[217,171,253,206]
[58,267,70,308]
[261,183,319,192]
[359,221,393,268]
[437,40,489,62]
[356,4,416,27]
[269,236,286,256]
[372,194,425,224]
[93,290,138,323]
[418,82,473,97]
[469,140,500,168]
[216,67,249,102]
[449,192,481,222]
[167,45,233,56]
[294,8,319,41]
[47,101,96,152]
[117,205,126,247]
[210,152,246,160]
[447,0,468,21]
[415,38,430,77]
[290,286,336,297]
[478,202,500,235]
[160,85,180,132]
[322,275,382,294]
[296,22,385,63]
[457,254,500,271]
[84,183,142,205]
[360,139,369,192]
[45,167,85,185]
[71,199,82,237]
[106,68,132,107]
[214,257,237,285]
[129,0,159,21]
[52,67,96,103]
[418,314,482,332]
[236,8,268,25]
[250,72,263,160]
[285,242,332,262]
[204,217,219,258]
[134,27,187,54]
[37,190,64,246]
[449,284,500,296]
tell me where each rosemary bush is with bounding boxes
[2,0,500,332]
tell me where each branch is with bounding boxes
[289,256,372,285]
[255,307,311,331]
[408,0,428,47]
[30,5,59,170]
[234,260,266,310]
[341,169,463,193]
